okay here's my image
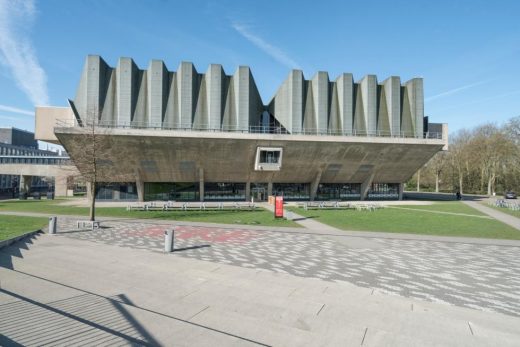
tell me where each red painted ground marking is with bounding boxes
[124,225,260,244]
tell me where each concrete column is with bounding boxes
[267,182,273,197]
[310,170,323,201]
[398,183,404,200]
[20,175,32,192]
[199,168,204,202]
[245,181,251,202]
[55,176,68,197]
[358,75,377,135]
[136,179,144,202]
[416,169,421,192]
[360,172,375,201]
[113,188,120,200]
[442,123,449,150]
[19,175,25,192]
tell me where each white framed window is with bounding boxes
[255,147,283,171]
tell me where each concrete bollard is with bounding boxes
[164,228,174,252]
[48,216,57,235]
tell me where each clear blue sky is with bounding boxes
[1,0,519,142]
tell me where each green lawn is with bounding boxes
[0,199,299,228]
[390,201,484,215]
[287,201,520,239]
[484,203,520,218]
[0,215,47,241]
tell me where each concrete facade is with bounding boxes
[0,128,38,148]
[268,72,425,137]
[0,131,74,197]
[66,56,264,132]
[36,55,447,201]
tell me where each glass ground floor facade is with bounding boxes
[316,183,362,200]
[95,182,401,201]
[95,183,138,200]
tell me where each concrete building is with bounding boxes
[35,55,447,202]
[0,128,72,198]
[0,127,38,148]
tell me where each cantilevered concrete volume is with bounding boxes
[35,55,447,202]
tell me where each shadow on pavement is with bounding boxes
[0,289,160,346]
[0,234,40,270]
[2,269,270,346]
[174,244,211,252]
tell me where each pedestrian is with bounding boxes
[456,190,461,200]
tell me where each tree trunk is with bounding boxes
[487,173,495,196]
[416,169,421,192]
[89,180,96,221]
[435,172,439,193]
[480,167,485,193]
[458,171,463,195]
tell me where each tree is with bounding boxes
[428,151,448,193]
[470,124,516,196]
[63,109,127,221]
[448,129,472,194]
[410,115,520,196]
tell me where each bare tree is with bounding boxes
[409,116,520,196]
[64,109,124,221]
[428,151,448,193]
[471,124,516,196]
[448,129,472,194]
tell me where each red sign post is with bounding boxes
[274,196,284,218]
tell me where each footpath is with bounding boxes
[1,207,520,247]
[463,201,520,231]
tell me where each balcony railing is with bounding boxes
[0,156,71,165]
[55,119,444,140]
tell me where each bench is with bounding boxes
[300,201,383,211]
[303,201,341,210]
[76,220,101,230]
[127,202,256,211]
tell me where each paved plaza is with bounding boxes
[1,216,520,346]
[55,218,520,317]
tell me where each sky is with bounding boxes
[0,0,519,147]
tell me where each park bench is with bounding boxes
[231,202,256,210]
[76,220,101,230]
[127,201,256,211]
[303,201,341,210]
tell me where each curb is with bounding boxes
[0,230,43,250]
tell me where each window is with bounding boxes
[259,150,280,164]
[204,183,245,201]
[368,183,399,200]
[144,182,199,201]
[317,183,361,200]
[255,147,283,171]
[273,183,310,201]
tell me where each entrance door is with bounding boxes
[251,183,268,201]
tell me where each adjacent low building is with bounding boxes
[36,55,447,202]
[0,127,71,198]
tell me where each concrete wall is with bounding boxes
[35,107,74,143]
[269,71,425,137]
[0,128,38,148]
[68,55,429,139]
[55,127,444,189]
[72,56,264,132]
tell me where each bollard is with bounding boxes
[164,228,174,252]
[48,216,57,235]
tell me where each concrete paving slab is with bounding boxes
[1,224,520,346]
